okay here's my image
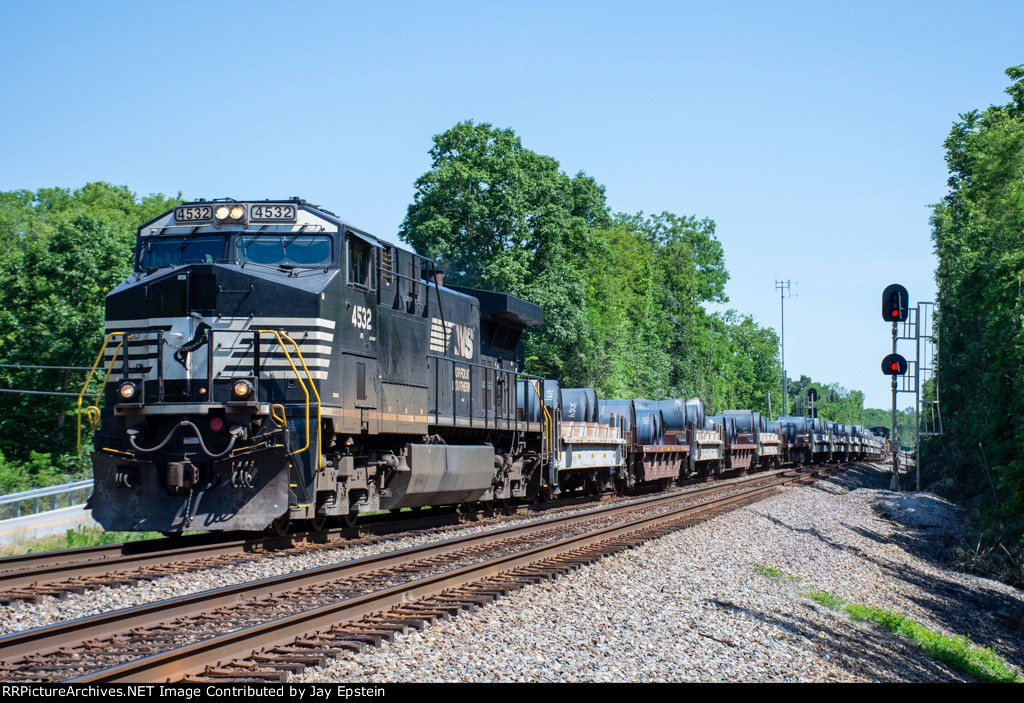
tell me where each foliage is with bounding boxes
[401,121,783,410]
[0,183,179,461]
[400,120,611,383]
[803,589,846,610]
[929,66,1024,565]
[783,374,912,442]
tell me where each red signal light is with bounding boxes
[882,284,909,322]
[881,353,907,376]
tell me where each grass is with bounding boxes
[803,588,847,610]
[842,603,1022,684]
[753,564,1023,683]
[752,563,802,585]
[0,527,165,556]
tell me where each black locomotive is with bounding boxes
[83,198,884,534]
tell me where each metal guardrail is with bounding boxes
[0,480,93,519]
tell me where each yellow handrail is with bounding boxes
[528,379,555,469]
[279,331,322,469]
[75,328,323,471]
[77,331,125,455]
[258,330,322,468]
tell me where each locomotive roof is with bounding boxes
[137,197,411,253]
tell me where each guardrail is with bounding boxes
[0,480,93,520]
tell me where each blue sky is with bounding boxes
[2,0,1021,409]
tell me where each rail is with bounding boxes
[0,466,836,681]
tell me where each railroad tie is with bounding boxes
[189,665,287,683]
[325,629,387,647]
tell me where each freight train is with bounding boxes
[81,198,886,533]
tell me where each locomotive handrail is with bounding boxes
[76,331,126,455]
[279,331,323,469]
[257,330,322,469]
[526,379,555,469]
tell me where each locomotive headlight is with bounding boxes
[118,381,138,401]
[214,205,231,221]
[231,379,254,399]
[229,205,245,220]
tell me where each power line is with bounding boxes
[0,388,84,397]
[0,363,92,371]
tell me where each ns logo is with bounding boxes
[430,318,474,360]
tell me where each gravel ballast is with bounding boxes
[293,464,1024,683]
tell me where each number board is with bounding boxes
[174,205,213,223]
[249,204,298,222]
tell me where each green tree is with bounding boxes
[931,66,1024,530]
[400,121,611,382]
[400,121,783,413]
[0,183,179,459]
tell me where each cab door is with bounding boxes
[341,233,380,432]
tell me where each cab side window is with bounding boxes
[347,237,376,289]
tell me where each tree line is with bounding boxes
[401,120,783,414]
[928,66,1024,582]
[0,185,178,488]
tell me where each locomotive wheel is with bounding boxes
[268,513,290,537]
[306,513,327,532]
[342,510,359,528]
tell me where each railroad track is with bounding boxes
[0,464,840,683]
[0,467,784,602]
[0,502,515,602]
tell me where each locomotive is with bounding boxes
[82,198,885,534]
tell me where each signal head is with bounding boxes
[881,353,907,376]
[882,284,909,322]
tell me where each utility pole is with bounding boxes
[775,279,794,417]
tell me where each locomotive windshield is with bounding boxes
[237,233,333,267]
[140,235,227,269]
[138,233,334,270]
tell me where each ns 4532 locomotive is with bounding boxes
[85,198,561,533]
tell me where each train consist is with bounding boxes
[82,198,886,533]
